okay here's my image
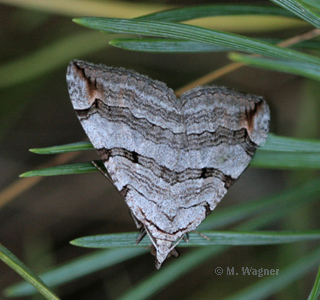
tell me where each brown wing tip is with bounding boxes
[67,60,102,109]
[245,98,270,146]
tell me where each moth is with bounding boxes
[66,60,270,268]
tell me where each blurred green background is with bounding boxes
[0,1,319,300]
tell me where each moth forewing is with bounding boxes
[67,60,270,268]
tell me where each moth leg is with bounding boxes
[144,226,182,269]
[136,227,147,245]
[91,160,113,183]
[150,245,179,269]
[148,244,179,269]
[129,210,143,229]
[149,245,179,259]
[168,248,179,258]
[193,230,210,241]
[183,233,189,243]
[128,210,147,244]
[148,244,157,257]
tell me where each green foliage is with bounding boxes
[0,244,59,300]
[308,265,320,300]
[7,177,320,298]
[4,248,145,298]
[71,230,320,248]
[3,1,320,300]
[74,17,319,65]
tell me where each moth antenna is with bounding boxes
[91,160,113,183]
[168,236,184,253]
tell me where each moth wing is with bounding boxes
[177,86,270,214]
[67,58,184,194]
[67,60,186,266]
